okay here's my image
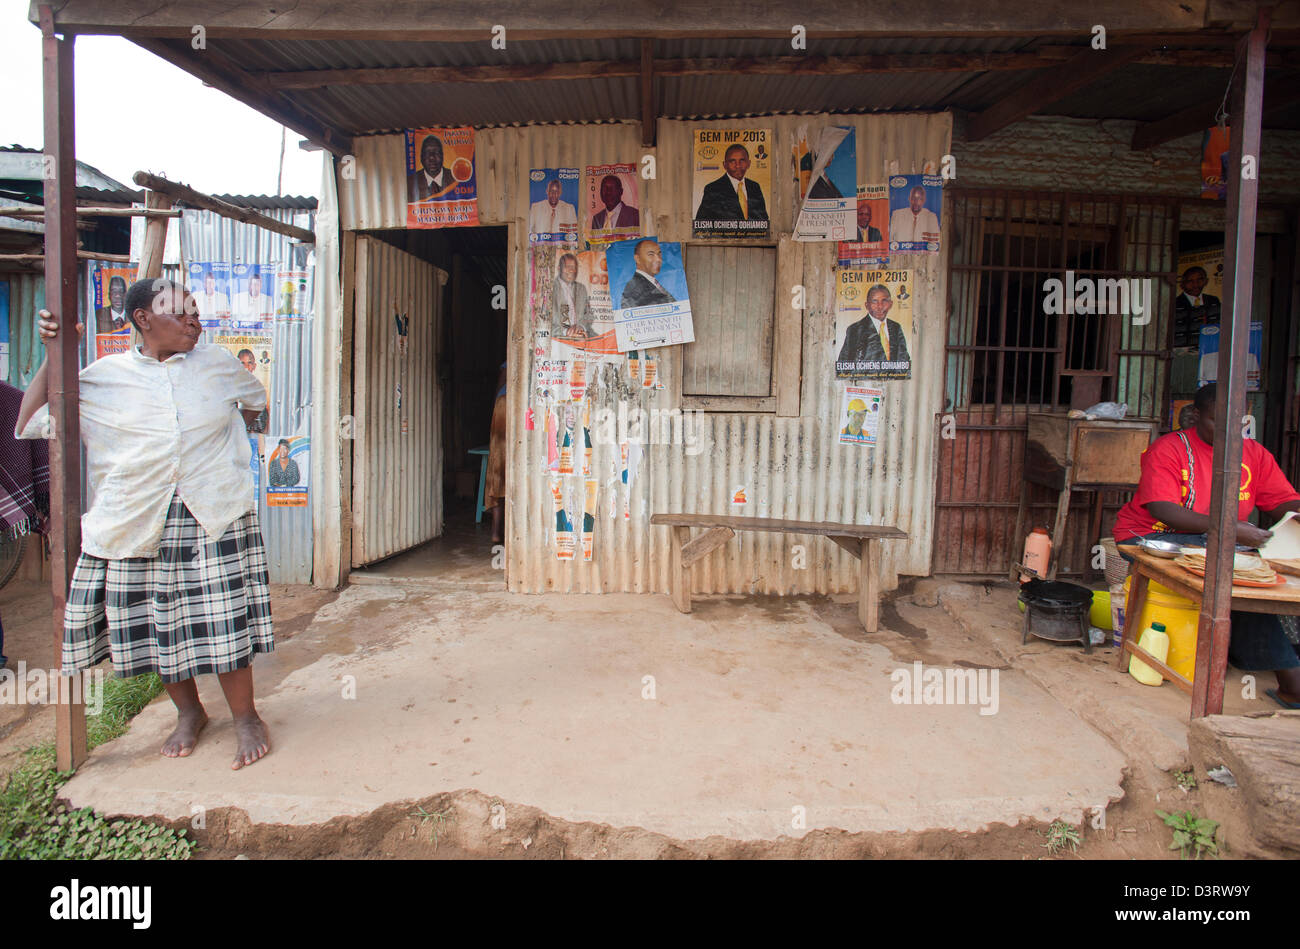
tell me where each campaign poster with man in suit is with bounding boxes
[405,127,479,229]
[837,184,890,268]
[887,173,942,254]
[528,168,580,243]
[585,163,641,245]
[691,128,772,238]
[833,268,914,380]
[793,125,857,242]
[605,237,694,352]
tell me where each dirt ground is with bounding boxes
[0,574,1282,860]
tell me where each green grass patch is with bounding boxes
[0,671,195,860]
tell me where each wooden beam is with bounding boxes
[250,49,1259,90]
[39,4,87,774]
[966,45,1148,141]
[1133,73,1300,150]
[640,39,655,148]
[680,526,735,568]
[0,251,132,262]
[127,36,352,157]
[0,205,177,218]
[31,0,1213,40]
[133,172,315,243]
[1194,9,1269,720]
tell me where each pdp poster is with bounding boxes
[887,174,943,253]
[188,261,232,329]
[691,128,772,238]
[793,125,857,242]
[230,263,275,330]
[838,385,883,446]
[266,433,309,507]
[833,268,914,380]
[527,168,581,243]
[405,127,479,229]
[837,184,890,268]
[605,238,693,352]
[585,163,640,245]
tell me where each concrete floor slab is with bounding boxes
[60,579,1126,841]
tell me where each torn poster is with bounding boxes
[794,125,857,242]
[837,184,890,268]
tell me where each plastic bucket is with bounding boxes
[1122,575,1199,682]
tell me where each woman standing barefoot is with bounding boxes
[17,278,275,769]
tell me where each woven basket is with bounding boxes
[1100,538,1130,587]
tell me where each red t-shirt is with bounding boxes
[1112,428,1300,541]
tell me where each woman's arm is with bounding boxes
[1144,500,1272,547]
[16,310,83,436]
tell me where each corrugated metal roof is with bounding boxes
[139,31,1300,135]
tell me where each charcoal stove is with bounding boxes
[1018,578,1092,652]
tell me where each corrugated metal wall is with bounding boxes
[179,208,316,583]
[340,113,952,595]
[351,236,447,565]
[2,272,48,390]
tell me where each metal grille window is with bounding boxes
[936,189,1177,576]
[682,244,778,411]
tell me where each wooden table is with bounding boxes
[1117,544,1300,699]
[650,514,907,633]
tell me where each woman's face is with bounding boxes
[138,288,202,353]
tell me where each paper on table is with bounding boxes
[1259,511,1300,561]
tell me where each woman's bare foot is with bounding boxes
[161,707,208,758]
[231,714,270,770]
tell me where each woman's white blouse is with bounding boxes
[16,343,268,560]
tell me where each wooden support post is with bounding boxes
[135,191,173,281]
[1118,570,1150,671]
[40,4,86,773]
[858,539,879,633]
[669,525,691,613]
[1194,10,1269,719]
[639,39,655,148]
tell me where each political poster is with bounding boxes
[1197,322,1262,391]
[605,238,693,352]
[266,434,309,507]
[1200,125,1230,200]
[0,281,8,381]
[584,163,640,245]
[887,174,943,254]
[542,248,622,366]
[582,478,598,562]
[230,263,275,330]
[833,268,914,380]
[552,476,575,561]
[527,167,581,243]
[838,385,883,446]
[215,334,273,431]
[1174,248,1224,350]
[188,261,233,330]
[691,128,772,238]
[405,127,479,229]
[93,264,134,357]
[837,184,890,268]
[274,269,311,323]
[793,125,857,242]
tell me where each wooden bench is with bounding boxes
[650,514,908,633]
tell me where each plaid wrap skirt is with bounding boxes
[63,494,274,682]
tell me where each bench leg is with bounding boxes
[670,525,691,613]
[858,538,879,633]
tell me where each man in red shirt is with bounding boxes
[1113,383,1300,706]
